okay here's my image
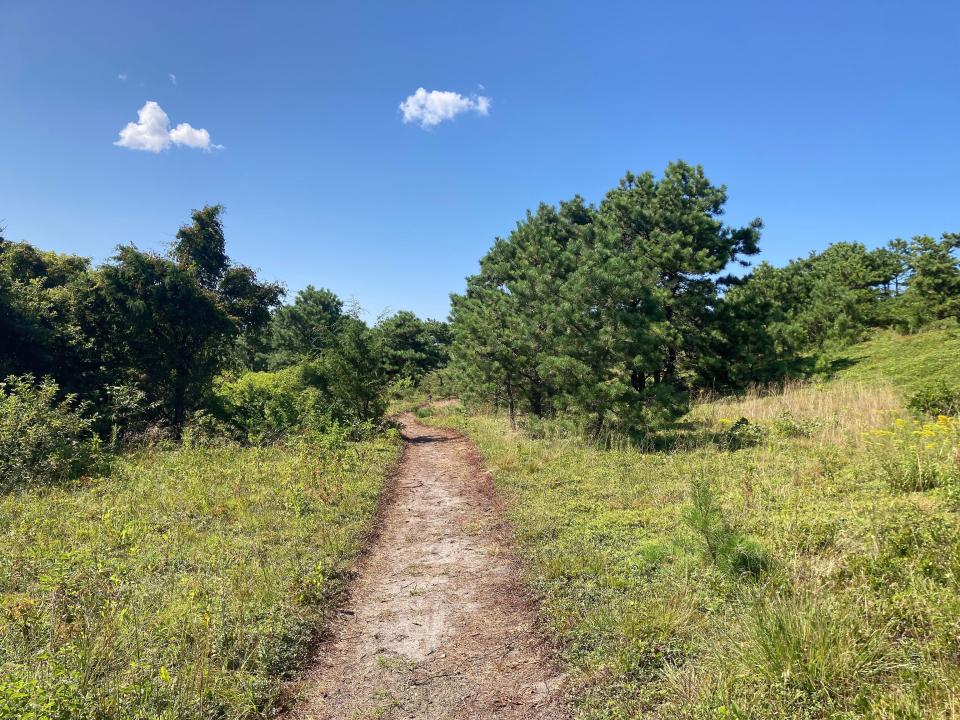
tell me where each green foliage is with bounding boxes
[685,475,769,577]
[211,364,331,444]
[97,206,283,434]
[892,234,960,331]
[720,417,767,450]
[908,380,960,416]
[0,238,100,398]
[322,312,389,424]
[0,375,104,490]
[771,411,823,438]
[374,311,450,384]
[450,161,761,437]
[267,285,343,368]
[0,434,401,719]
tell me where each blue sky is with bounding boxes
[2,1,959,320]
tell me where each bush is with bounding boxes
[771,411,823,438]
[211,365,335,444]
[720,417,767,450]
[908,380,960,417]
[0,375,104,489]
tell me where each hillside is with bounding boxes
[829,323,960,393]
[423,328,960,719]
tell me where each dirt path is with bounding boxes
[290,412,568,720]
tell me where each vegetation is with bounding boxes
[0,433,401,719]
[448,161,960,437]
[2,159,958,718]
[425,364,960,717]
[0,206,437,719]
[0,376,105,490]
[0,208,449,453]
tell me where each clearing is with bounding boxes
[291,412,568,719]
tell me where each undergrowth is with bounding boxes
[0,433,401,719]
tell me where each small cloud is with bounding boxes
[399,87,491,128]
[114,101,222,153]
[118,73,127,81]
[168,73,177,85]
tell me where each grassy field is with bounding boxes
[426,332,960,718]
[0,433,401,720]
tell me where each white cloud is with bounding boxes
[114,101,221,153]
[169,122,211,148]
[118,73,127,81]
[168,73,177,85]
[399,87,491,128]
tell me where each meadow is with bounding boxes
[0,433,401,720]
[424,330,960,719]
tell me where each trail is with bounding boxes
[291,411,568,719]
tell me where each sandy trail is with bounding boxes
[291,412,568,719]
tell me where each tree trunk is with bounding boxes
[505,375,516,430]
[172,369,188,440]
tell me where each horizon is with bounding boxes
[3,0,959,320]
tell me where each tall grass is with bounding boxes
[691,379,903,445]
[0,434,401,719]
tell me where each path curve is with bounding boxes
[291,412,568,719]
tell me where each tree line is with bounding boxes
[449,160,960,436]
[0,205,449,445]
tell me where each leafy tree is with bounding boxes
[97,206,282,434]
[376,311,451,384]
[893,234,960,330]
[703,242,905,388]
[322,307,388,422]
[451,162,764,435]
[0,236,100,395]
[268,285,343,367]
[595,161,762,387]
[450,199,587,421]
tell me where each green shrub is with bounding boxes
[721,417,767,451]
[0,375,104,489]
[211,364,335,444]
[908,380,960,417]
[771,411,823,438]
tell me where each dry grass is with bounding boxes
[691,379,904,444]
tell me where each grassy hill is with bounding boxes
[425,329,960,719]
[829,323,960,394]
